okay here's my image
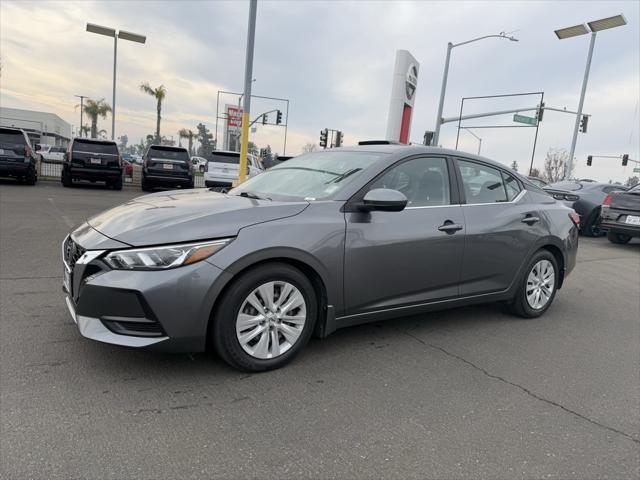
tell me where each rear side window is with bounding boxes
[458,160,512,204]
[502,172,522,200]
[73,140,118,155]
[0,130,26,145]
[148,147,189,161]
[210,153,240,164]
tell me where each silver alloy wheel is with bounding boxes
[235,281,306,359]
[526,259,555,310]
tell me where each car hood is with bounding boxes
[88,189,309,247]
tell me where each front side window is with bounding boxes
[369,156,451,207]
[458,160,510,204]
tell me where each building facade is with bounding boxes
[0,107,72,146]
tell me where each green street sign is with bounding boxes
[633,167,640,173]
[513,114,538,126]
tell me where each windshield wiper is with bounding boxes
[238,191,271,201]
[325,168,362,184]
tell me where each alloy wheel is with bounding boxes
[235,281,306,359]
[526,259,555,310]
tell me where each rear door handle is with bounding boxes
[438,221,464,234]
[522,215,540,225]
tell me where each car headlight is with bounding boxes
[103,238,232,270]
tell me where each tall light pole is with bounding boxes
[238,0,258,184]
[432,32,518,147]
[74,95,87,137]
[555,14,627,178]
[463,128,482,155]
[86,23,146,140]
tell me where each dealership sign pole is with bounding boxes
[238,0,257,184]
[386,50,419,144]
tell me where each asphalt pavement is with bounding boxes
[1,180,639,479]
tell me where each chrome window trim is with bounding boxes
[462,189,527,207]
[405,204,462,210]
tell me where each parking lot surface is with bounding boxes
[1,181,639,479]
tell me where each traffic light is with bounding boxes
[579,115,589,133]
[320,129,328,148]
[536,102,545,122]
[423,131,435,146]
[262,114,268,125]
[275,110,283,125]
[334,130,343,148]
[587,155,592,166]
[622,154,629,166]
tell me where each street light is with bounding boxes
[463,128,482,155]
[432,32,518,146]
[555,14,626,178]
[86,23,146,139]
[74,95,88,137]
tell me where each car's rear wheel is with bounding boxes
[607,231,632,244]
[211,263,317,372]
[141,177,151,192]
[61,170,72,188]
[25,168,37,185]
[111,177,123,191]
[582,208,603,237]
[509,250,558,318]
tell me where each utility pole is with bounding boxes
[74,95,87,137]
[567,32,596,177]
[238,0,258,185]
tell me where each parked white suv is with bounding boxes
[204,151,263,188]
[191,156,208,173]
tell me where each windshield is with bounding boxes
[230,150,386,201]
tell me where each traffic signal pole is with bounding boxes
[238,0,257,185]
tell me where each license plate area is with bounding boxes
[90,158,102,165]
[0,149,4,155]
[624,215,640,225]
[163,163,173,170]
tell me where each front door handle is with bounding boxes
[522,215,540,225]
[438,221,463,234]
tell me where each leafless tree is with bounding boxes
[529,167,541,178]
[543,148,573,183]
[625,176,639,187]
[510,161,518,172]
[302,143,318,154]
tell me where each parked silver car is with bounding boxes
[203,150,263,188]
[62,145,579,371]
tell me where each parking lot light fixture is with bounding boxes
[557,14,627,179]
[86,23,146,140]
[432,32,519,146]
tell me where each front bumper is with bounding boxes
[62,235,231,353]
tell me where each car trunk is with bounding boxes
[610,191,640,212]
[0,132,28,163]
[72,140,120,171]
[146,147,190,178]
[206,153,245,177]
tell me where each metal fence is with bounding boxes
[38,161,206,188]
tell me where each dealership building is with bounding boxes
[0,107,72,147]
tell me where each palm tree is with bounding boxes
[178,128,195,156]
[82,99,111,139]
[140,82,166,142]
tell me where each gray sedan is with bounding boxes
[62,145,579,371]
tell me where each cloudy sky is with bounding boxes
[1,0,638,182]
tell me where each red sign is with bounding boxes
[227,106,243,129]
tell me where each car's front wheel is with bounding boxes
[61,170,72,188]
[607,231,632,244]
[509,250,558,318]
[212,263,317,372]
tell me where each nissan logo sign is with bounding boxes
[405,64,418,101]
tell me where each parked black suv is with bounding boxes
[0,127,38,185]
[62,138,123,189]
[142,145,193,191]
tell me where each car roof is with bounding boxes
[148,144,187,151]
[322,144,515,171]
[0,127,25,134]
[72,137,117,144]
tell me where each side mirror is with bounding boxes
[34,144,41,151]
[358,188,408,212]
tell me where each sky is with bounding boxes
[1,0,639,182]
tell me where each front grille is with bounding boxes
[63,236,86,269]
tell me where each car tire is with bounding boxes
[25,168,37,185]
[112,177,123,191]
[141,177,151,192]
[211,263,317,372]
[199,165,205,173]
[185,181,194,189]
[509,249,559,319]
[61,170,72,188]
[582,208,603,237]
[607,231,632,244]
